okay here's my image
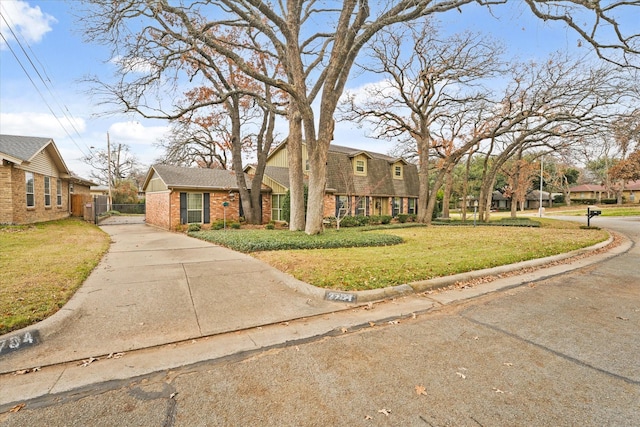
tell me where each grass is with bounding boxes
[0,218,110,335]
[545,205,640,217]
[251,220,608,291]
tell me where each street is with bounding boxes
[1,216,638,426]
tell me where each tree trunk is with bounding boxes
[416,135,430,223]
[287,106,305,231]
[227,96,256,223]
[304,117,333,235]
[442,166,453,218]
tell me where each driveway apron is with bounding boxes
[0,224,344,373]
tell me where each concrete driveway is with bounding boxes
[0,223,345,373]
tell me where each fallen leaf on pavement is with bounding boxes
[492,388,505,394]
[415,385,428,396]
[107,352,125,359]
[364,302,374,310]
[169,392,178,399]
[616,316,629,321]
[456,372,467,379]
[9,403,25,413]
[341,327,348,333]
[364,415,373,420]
[79,357,98,367]
[503,362,513,367]
[378,409,391,416]
[369,322,375,327]
[388,320,399,325]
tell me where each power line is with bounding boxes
[0,5,91,157]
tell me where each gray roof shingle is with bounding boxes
[151,164,258,190]
[0,134,53,161]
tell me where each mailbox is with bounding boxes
[587,207,601,227]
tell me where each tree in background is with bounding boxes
[83,142,141,188]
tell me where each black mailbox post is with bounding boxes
[587,207,601,227]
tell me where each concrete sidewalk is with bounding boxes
[0,218,633,409]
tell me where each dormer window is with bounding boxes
[354,158,367,176]
[393,164,403,179]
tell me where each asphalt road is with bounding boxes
[1,216,638,427]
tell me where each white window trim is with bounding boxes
[186,193,203,224]
[44,176,51,207]
[26,172,35,208]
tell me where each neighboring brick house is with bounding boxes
[247,142,419,222]
[0,134,94,225]
[142,164,271,230]
[569,181,640,203]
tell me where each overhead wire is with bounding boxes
[0,4,92,158]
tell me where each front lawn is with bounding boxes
[192,220,608,291]
[0,218,110,335]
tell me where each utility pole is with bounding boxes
[107,132,113,211]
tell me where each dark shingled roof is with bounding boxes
[150,164,259,190]
[325,147,419,197]
[264,166,292,188]
[0,134,54,162]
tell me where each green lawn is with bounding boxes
[193,219,609,291]
[0,218,110,335]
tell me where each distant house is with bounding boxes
[568,183,608,202]
[568,181,640,204]
[0,134,94,225]
[490,190,553,211]
[246,142,420,222]
[142,163,271,230]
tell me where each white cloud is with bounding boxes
[108,121,169,146]
[110,55,158,74]
[0,1,56,50]
[0,112,86,137]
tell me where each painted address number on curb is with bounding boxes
[325,291,357,303]
[0,330,41,356]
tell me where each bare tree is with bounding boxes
[78,0,640,233]
[341,19,503,223]
[157,114,233,170]
[83,142,140,187]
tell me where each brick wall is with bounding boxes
[6,167,70,224]
[0,164,12,224]
[146,191,171,230]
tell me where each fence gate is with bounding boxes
[71,194,91,217]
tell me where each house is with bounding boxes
[142,163,271,230]
[0,134,94,225]
[568,183,608,202]
[568,181,640,203]
[490,190,553,210]
[247,142,419,222]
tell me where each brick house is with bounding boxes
[569,181,640,203]
[0,134,94,225]
[247,142,420,222]
[142,163,271,230]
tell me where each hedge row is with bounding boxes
[189,228,403,252]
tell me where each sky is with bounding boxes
[1,1,634,181]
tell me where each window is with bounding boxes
[44,177,51,206]
[271,194,285,221]
[57,179,62,206]
[392,197,401,217]
[355,160,365,174]
[25,172,35,207]
[187,193,203,223]
[393,165,403,179]
[336,195,350,217]
[407,198,417,214]
[355,197,366,216]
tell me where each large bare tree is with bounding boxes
[79,0,640,233]
[340,18,503,223]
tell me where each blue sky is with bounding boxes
[1,1,633,179]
